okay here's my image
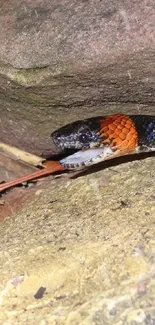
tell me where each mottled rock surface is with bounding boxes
[0,0,155,154]
[1,158,155,323]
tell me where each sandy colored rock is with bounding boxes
[0,157,155,323]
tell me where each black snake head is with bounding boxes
[51,117,102,150]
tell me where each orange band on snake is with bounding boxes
[98,114,138,153]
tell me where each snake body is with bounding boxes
[51,114,155,169]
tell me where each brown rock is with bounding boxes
[0,0,155,154]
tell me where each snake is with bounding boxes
[51,113,155,169]
[1,113,155,194]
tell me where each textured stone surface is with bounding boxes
[0,0,154,69]
[0,0,155,154]
[0,157,155,323]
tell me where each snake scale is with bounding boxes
[51,113,155,169]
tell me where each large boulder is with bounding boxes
[0,0,155,154]
[0,159,155,323]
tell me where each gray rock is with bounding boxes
[0,0,155,153]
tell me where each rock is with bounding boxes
[0,0,155,153]
[0,158,155,323]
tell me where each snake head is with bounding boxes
[51,117,102,150]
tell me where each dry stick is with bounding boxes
[0,143,45,167]
[0,161,66,193]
